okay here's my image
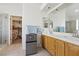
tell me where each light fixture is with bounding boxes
[47,6,51,9]
[75,9,79,12]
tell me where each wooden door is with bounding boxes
[65,42,79,56]
[56,39,65,56]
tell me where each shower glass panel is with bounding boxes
[0,14,9,48]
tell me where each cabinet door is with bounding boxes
[41,35,44,48]
[56,39,65,56]
[44,36,48,49]
[42,35,48,49]
[65,42,79,56]
[47,36,56,55]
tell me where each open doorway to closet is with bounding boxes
[10,16,22,44]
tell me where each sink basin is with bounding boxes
[52,34,75,39]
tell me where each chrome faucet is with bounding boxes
[73,30,79,38]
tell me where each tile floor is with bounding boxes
[0,43,50,56]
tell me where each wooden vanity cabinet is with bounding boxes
[42,35,56,55]
[65,42,79,56]
[55,39,65,56]
[42,35,65,56]
[42,35,48,49]
[47,36,56,55]
[42,35,79,56]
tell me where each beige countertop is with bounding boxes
[43,32,79,46]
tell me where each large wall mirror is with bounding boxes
[65,3,79,33]
[43,19,53,28]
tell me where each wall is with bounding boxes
[0,3,42,49]
[0,3,23,45]
[0,3,23,16]
[22,3,42,50]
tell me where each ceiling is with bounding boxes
[41,3,79,19]
[66,3,79,19]
[41,3,60,12]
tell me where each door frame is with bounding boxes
[10,16,22,44]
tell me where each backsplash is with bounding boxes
[27,25,42,34]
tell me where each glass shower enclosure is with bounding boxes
[0,14,9,48]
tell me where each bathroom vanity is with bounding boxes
[42,32,79,56]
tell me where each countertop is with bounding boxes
[43,32,79,46]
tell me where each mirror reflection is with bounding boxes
[43,3,79,33]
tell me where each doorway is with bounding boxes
[10,16,22,44]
